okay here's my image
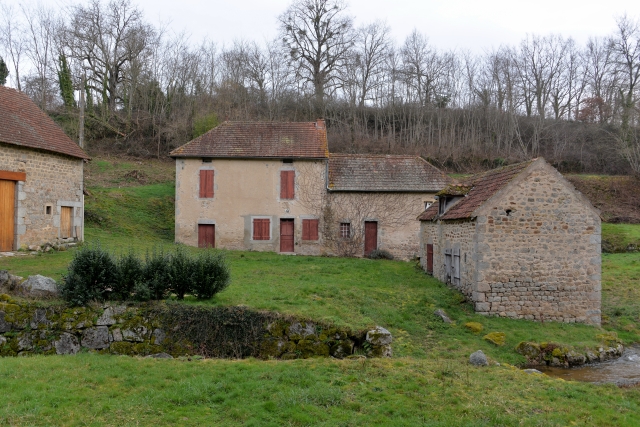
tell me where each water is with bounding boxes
[538,346,640,386]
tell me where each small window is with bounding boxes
[282,159,293,164]
[280,170,295,200]
[339,222,351,239]
[45,205,52,215]
[302,219,319,240]
[252,218,271,240]
[199,170,214,198]
[202,158,212,163]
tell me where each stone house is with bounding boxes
[0,86,89,251]
[170,120,449,259]
[418,158,601,325]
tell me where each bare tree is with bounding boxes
[279,0,355,114]
[0,3,25,90]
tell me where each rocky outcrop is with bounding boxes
[17,275,58,298]
[516,340,624,367]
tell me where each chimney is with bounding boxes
[315,118,325,130]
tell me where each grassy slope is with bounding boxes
[1,159,639,425]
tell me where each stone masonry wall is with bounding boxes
[473,162,601,325]
[0,299,392,359]
[0,143,84,249]
[420,219,476,296]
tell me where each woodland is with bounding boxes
[1,0,639,174]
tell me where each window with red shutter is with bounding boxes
[280,170,295,199]
[252,218,270,240]
[199,170,214,198]
[302,219,319,240]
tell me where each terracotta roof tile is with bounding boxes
[418,160,533,221]
[169,120,329,159]
[0,86,88,159]
[328,154,450,192]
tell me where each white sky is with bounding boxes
[9,0,639,52]
[131,0,637,52]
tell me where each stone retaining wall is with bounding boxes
[0,298,392,359]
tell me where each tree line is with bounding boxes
[0,0,639,174]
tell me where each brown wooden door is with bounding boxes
[198,224,215,248]
[280,219,294,252]
[426,244,434,274]
[364,221,377,256]
[0,180,15,251]
[60,207,73,238]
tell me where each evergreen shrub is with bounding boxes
[60,244,230,305]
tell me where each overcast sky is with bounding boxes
[130,0,637,52]
[8,0,639,52]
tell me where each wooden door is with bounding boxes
[426,244,434,274]
[0,180,15,251]
[280,219,294,252]
[198,224,215,248]
[364,221,377,256]
[60,207,73,238]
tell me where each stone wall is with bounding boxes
[0,299,392,359]
[473,162,601,325]
[0,143,84,249]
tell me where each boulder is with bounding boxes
[81,326,110,349]
[0,270,8,288]
[151,328,166,345]
[330,340,354,359]
[54,333,80,355]
[469,350,488,366]
[0,311,12,333]
[122,326,148,342]
[18,275,58,298]
[96,307,117,326]
[366,326,393,346]
[434,309,452,323]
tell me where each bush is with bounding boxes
[113,250,143,300]
[191,250,231,299]
[141,247,171,300]
[367,249,394,260]
[169,246,193,300]
[60,245,231,305]
[61,243,117,306]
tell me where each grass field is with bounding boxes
[1,161,639,425]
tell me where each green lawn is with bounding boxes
[1,180,639,425]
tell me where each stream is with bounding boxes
[538,346,640,386]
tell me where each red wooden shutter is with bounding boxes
[302,220,310,240]
[302,219,319,240]
[200,170,214,198]
[280,171,294,199]
[253,219,270,240]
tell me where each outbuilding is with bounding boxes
[0,86,88,251]
[418,158,601,325]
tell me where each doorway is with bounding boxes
[364,221,378,256]
[0,180,15,251]
[198,224,215,248]
[280,219,294,252]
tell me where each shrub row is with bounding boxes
[61,244,230,306]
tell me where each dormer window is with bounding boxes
[438,196,462,215]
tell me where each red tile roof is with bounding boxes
[418,160,534,221]
[169,120,329,159]
[328,154,449,192]
[0,86,88,159]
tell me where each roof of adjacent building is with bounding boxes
[0,86,89,159]
[169,120,329,159]
[328,154,450,192]
[418,160,534,221]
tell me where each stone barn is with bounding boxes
[418,158,601,325]
[0,86,88,251]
